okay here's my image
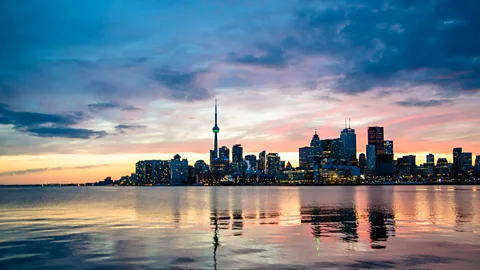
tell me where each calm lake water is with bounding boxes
[0,186,479,269]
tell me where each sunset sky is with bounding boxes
[1,0,479,184]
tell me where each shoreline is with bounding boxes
[1,182,479,187]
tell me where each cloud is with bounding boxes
[115,124,147,133]
[87,102,121,113]
[0,105,107,139]
[88,102,141,113]
[0,164,109,177]
[151,68,211,101]
[395,99,454,108]
[23,126,107,139]
[227,43,288,68]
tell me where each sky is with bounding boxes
[1,0,479,184]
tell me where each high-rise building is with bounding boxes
[218,146,230,174]
[258,150,266,173]
[366,144,376,171]
[453,147,462,174]
[245,154,257,171]
[368,127,385,155]
[310,129,323,165]
[212,99,220,159]
[299,146,310,168]
[476,155,480,168]
[461,152,472,172]
[321,139,332,158]
[340,125,356,164]
[384,140,394,155]
[331,138,345,161]
[359,153,366,172]
[135,160,170,184]
[267,153,281,175]
[426,153,435,166]
[171,154,188,184]
[232,144,243,175]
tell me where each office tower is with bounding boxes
[321,139,332,158]
[366,144,376,171]
[209,150,216,171]
[331,138,345,161]
[384,140,394,155]
[310,129,323,165]
[267,153,281,175]
[232,144,243,175]
[376,154,394,176]
[461,152,472,172]
[359,153,366,171]
[135,161,146,184]
[217,146,230,174]
[245,154,257,171]
[257,151,266,173]
[453,147,462,174]
[299,146,310,168]
[171,154,188,184]
[426,153,435,166]
[212,99,220,158]
[340,121,357,164]
[368,127,385,155]
[476,155,480,168]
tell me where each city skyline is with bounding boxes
[1,0,480,184]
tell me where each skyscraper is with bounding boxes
[321,139,332,158]
[359,153,366,173]
[461,152,472,172]
[384,140,394,155]
[212,99,220,158]
[368,127,385,155]
[171,154,188,184]
[331,138,345,161]
[309,129,323,166]
[340,124,356,164]
[267,153,280,175]
[299,146,310,168]
[366,144,376,171]
[475,155,480,168]
[453,148,462,174]
[245,154,257,171]
[258,150,266,173]
[426,153,435,166]
[232,144,243,175]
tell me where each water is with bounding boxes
[0,186,479,269]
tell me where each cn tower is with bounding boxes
[212,99,220,158]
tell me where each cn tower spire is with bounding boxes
[212,98,220,158]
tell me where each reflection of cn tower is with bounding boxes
[210,188,219,270]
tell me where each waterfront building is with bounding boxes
[309,129,323,166]
[453,147,462,175]
[171,154,188,184]
[368,127,385,155]
[258,150,266,173]
[426,153,435,166]
[267,153,281,175]
[245,154,257,172]
[232,144,243,176]
[366,144,376,172]
[340,125,357,164]
[331,138,345,161]
[321,139,332,158]
[461,152,473,172]
[476,155,480,170]
[299,146,311,168]
[135,160,170,184]
[359,153,366,173]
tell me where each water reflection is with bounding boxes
[0,186,480,269]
